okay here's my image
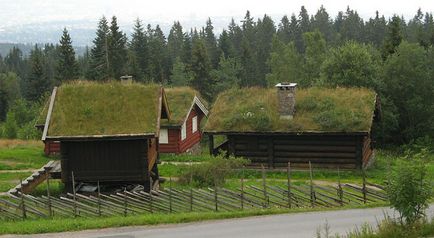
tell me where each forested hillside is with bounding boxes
[1,6,434,145]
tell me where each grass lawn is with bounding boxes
[0,139,48,170]
[0,172,32,192]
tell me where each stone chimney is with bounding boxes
[275,82,297,119]
[120,75,133,84]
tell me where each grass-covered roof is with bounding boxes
[162,87,206,126]
[46,81,163,137]
[204,87,377,133]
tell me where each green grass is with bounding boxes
[48,81,161,136]
[160,153,213,162]
[162,87,206,125]
[0,172,31,192]
[0,140,48,170]
[205,87,376,133]
[0,205,387,235]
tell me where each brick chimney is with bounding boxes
[275,82,297,119]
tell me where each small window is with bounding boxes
[181,121,186,140]
[192,116,198,133]
[159,128,168,144]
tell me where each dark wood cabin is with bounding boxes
[39,82,170,189]
[159,87,208,154]
[205,84,381,169]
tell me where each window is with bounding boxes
[181,121,186,140]
[192,116,198,133]
[159,129,168,144]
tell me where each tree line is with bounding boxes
[1,6,434,144]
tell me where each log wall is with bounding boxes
[223,134,369,169]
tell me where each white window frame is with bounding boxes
[192,116,198,133]
[181,121,187,141]
[159,128,168,144]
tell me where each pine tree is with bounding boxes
[255,15,275,85]
[365,11,387,47]
[239,38,258,87]
[303,30,327,84]
[204,18,219,68]
[88,16,110,80]
[211,55,242,94]
[277,15,291,43]
[147,25,169,84]
[108,16,127,79]
[167,21,184,67]
[228,18,243,56]
[57,28,78,82]
[311,5,335,43]
[218,30,235,58]
[189,39,213,100]
[382,15,403,58]
[170,57,191,86]
[339,7,365,42]
[130,18,149,81]
[23,46,50,101]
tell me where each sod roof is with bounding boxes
[162,87,207,126]
[204,87,377,133]
[45,81,164,138]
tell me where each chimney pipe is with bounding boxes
[275,82,297,119]
[120,75,133,84]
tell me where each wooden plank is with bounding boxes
[42,87,57,141]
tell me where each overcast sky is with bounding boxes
[1,0,433,29]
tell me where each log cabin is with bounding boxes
[39,81,170,190]
[159,87,208,154]
[204,83,381,169]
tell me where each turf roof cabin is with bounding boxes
[40,81,170,190]
[159,87,208,154]
[204,83,381,169]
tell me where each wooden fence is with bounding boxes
[0,163,387,221]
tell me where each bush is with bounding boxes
[386,152,433,225]
[179,154,249,187]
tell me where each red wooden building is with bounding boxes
[159,87,208,154]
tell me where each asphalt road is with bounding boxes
[4,205,434,238]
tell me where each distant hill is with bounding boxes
[0,43,88,57]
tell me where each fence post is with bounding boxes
[287,162,291,209]
[124,188,128,217]
[337,167,343,206]
[71,171,77,217]
[261,165,268,208]
[309,161,315,208]
[169,176,173,213]
[149,178,154,213]
[214,182,218,212]
[20,179,26,220]
[97,181,101,216]
[46,174,52,217]
[240,168,244,210]
[189,161,193,212]
[362,168,367,204]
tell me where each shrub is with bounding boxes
[386,153,433,225]
[179,154,249,187]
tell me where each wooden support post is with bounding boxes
[309,161,315,208]
[123,188,128,217]
[20,179,26,220]
[46,174,52,217]
[261,165,268,208]
[337,167,343,206]
[362,168,367,204]
[208,134,214,155]
[287,162,291,209]
[169,176,173,213]
[71,171,77,217]
[240,168,244,210]
[97,181,101,216]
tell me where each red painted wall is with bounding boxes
[160,106,205,154]
[44,141,60,156]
